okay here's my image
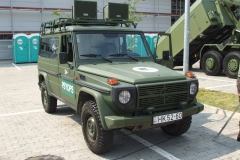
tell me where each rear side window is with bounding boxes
[40,37,59,59]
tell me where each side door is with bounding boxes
[58,34,77,107]
[38,36,60,97]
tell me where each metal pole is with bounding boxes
[214,104,240,138]
[41,0,43,23]
[183,0,190,74]
[10,0,14,35]
[154,0,156,32]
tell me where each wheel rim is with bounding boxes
[205,58,215,70]
[86,116,97,141]
[228,59,239,72]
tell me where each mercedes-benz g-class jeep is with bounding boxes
[37,1,204,154]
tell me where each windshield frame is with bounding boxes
[74,30,154,65]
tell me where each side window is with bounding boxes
[40,37,59,59]
[61,35,73,62]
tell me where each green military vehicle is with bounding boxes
[37,1,204,154]
[156,0,240,79]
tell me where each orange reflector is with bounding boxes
[74,76,78,80]
[108,78,119,85]
[185,72,196,78]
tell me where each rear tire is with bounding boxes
[201,50,223,76]
[41,81,57,113]
[223,51,240,79]
[81,100,113,154]
[161,116,192,136]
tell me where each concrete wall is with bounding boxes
[0,0,171,32]
[0,0,171,60]
[0,40,13,60]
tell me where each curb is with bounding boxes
[203,104,240,120]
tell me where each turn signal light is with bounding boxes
[185,72,196,78]
[108,78,119,85]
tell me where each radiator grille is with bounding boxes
[138,82,188,108]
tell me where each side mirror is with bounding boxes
[59,52,67,64]
[162,51,170,60]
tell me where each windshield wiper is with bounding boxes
[108,53,138,62]
[126,55,138,62]
[80,54,112,63]
[108,53,128,57]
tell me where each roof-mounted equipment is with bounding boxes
[103,3,129,21]
[73,0,97,20]
[40,1,136,35]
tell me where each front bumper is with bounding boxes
[104,102,204,129]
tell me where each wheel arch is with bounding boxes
[77,90,95,114]
[77,87,115,130]
[200,45,222,60]
[38,72,52,94]
[200,46,210,60]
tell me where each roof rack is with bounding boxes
[40,18,136,35]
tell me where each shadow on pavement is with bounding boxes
[54,104,240,159]
[53,105,81,125]
[98,112,240,160]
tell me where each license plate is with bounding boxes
[153,112,182,124]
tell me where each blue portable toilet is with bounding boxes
[126,35,132,49]
[126,35,138,51]
[132,35,142,55]
[28,33,40,62]
[13,34,29,63]
[127,35,148,56]
[151,35,160,55]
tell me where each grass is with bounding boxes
[197,88,240,113]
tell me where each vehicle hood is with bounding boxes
[78,62,186,84]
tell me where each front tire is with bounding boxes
[41,81,57,113]
[161,116,192,136]
[81,100,113,154]
[201,50,223,76]
[223,51,240,79]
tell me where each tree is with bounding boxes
[124,0,145,25]
[52,10,71,18]
[124,0,145,50]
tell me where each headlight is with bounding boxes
[190,83,197,95]
[119,90,131,104]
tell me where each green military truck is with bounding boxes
[37,1,204,154]
[156,0,240,79]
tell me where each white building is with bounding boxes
[0,0,177,60]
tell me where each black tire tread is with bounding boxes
[161,116,192,136]
[201,50,223,76]
[81,100,113,154]
[223,51,240,79]
[41,81,57,113]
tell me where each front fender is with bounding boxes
[38,72,52,94]
[78,87,116,130]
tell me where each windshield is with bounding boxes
[76,33,150,59]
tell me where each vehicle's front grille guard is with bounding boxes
[136,82,188,110]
